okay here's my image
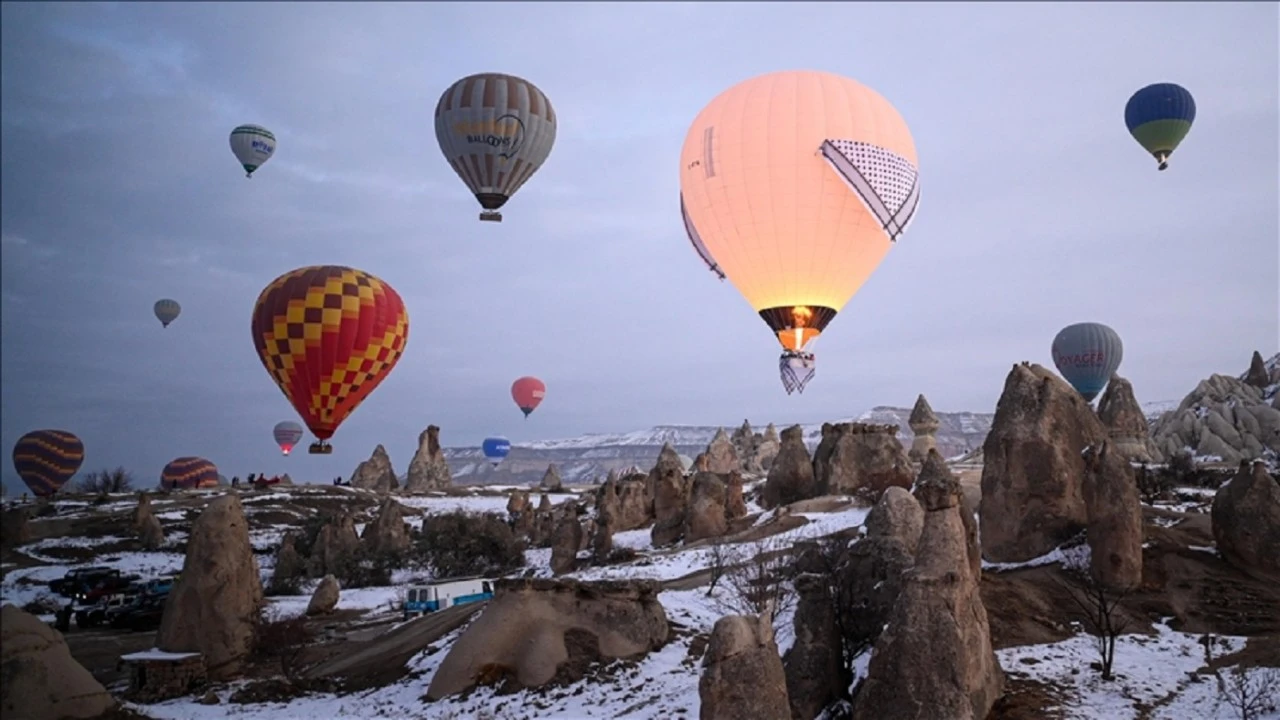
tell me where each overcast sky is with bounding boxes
[2,2,1276,490]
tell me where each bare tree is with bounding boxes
[252,606,315,678]
[75,467,134,494]
[1059,572,1130,681]
[716,535,796,625]
[1217,665,1280,720]
[704,537,735,597]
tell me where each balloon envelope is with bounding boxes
[1051,322,1124,402]
[511,376,546,418]
[12,430,84,496]
[435,73,557,221]
[154,299,181,328]
[273,421,304,455]
[161,456,219,490]
[229,124,277,178]
[1124,83,1195,170]
[482,437,512,467]
[251,266,409,445]
[679,70,920,393]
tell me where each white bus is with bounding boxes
[403,577,494,619]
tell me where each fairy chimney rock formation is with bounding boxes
[1096,374,1158,464]
[1211,460,1280,581]
[156,494,264,680]
[1245,350,1270,388]
[760,425,818,509]
[541,464,564,492]
[405,425,453,492]
[908,394,941,463]
[702,428,741,474]
[980,362,1104,563]
[812,422,914,500]
[852,450,1003,720]
[1,604,116,719]
[350,444,398,493]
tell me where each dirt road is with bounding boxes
[65,627,159,689]
[304,601,484,687]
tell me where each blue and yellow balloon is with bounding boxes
[1124,83,1195,171]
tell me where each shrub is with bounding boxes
[412,511,525,578]
[264,572,303,597]
[252,607,315,678]
[76,467,134,494]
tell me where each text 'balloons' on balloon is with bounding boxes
[251,266,409,454]
[12,430,84,497]
[482,437,512,467]
[511,376,546,418]
[161,456,219,490]
[154,299,181,328]
[230,124,277,178]
[273,421,304,456]
[435,73,557,223]
[678,70,921,395]
[1051,322,1124,402]
[1124,83,1195,171]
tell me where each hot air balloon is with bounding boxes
[1124,83,1195,171]
[1051,322,1124,402]
[251,266,409,454]
[482,437,512,467]
[679,70,921,395]
[154,299,181,328]
[161,456,219,491]
[273,421,304,456]
[435,73,557,222]
[230,124,277,178]
[511,376,546,418]
[12,430,84,497]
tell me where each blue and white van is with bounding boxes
[403,577,494,619]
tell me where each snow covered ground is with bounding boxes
[999,622,1274,720]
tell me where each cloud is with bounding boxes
[0,2,1275,491]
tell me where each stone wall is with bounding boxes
[124,654,208,702]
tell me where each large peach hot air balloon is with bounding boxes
[251,266,409,453]
[680,70,921,394]
[511,376,545,419]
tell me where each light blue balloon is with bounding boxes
[1051,323,1124,402]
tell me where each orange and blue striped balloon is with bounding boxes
[12,430,84,496]
[161,456,219,490]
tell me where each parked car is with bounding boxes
[75,589,140,629]
[49,567,116,598]
[110,594,166,632]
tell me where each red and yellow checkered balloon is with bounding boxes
[251,266,409,442]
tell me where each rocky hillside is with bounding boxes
[444,406,995,486]
[1150,351,1280,465]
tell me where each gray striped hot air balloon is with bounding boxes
[1051,322,1123,402]
[154,299,181,328]
[229,124,277,178]
[435,73,557,222]
[273,421,304,456]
